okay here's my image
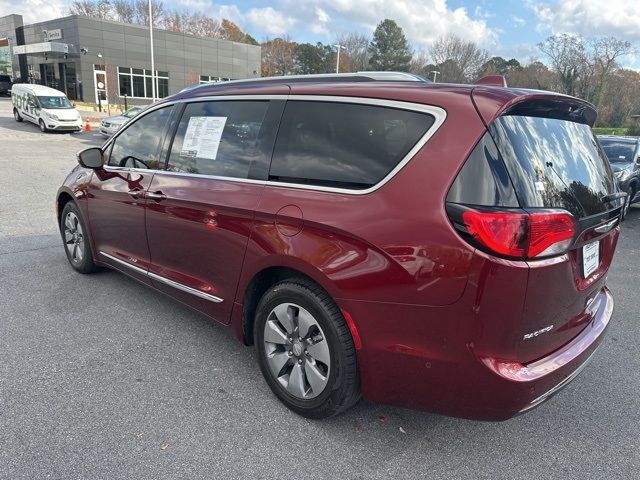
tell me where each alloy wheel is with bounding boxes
[262,302,331,399]
[63,211,85,264]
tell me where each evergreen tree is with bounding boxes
[367,19,412,71]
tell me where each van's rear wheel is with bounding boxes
[254,279,360,418]
[39,119,47,133]
[13,108,22,122]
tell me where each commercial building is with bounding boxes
[0,13,261,105]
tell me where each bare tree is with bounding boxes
[429,35,489,83]
[336,33,370,72]
[112,0,135,24]
[538,34,588,97]
[69,0,112,19]
[261,37,298,76]
[134,0,165,26]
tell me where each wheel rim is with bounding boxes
[14,110,18,120]
[40,121,45,132]
[63,212,85,264]
[625,189,632,216]
[263,302,330,400]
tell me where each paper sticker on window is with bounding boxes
[180,116,227,160]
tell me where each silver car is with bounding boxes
[99,106,144,137]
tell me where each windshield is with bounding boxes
[599,138,636,164]
[37,96,73,109]
[490,115,616,217]
[124,107,143,118]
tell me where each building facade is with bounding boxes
[0,14,261,105]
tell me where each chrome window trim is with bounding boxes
[99,251,224,303]
[100,94,447,196]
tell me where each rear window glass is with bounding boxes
[269,101,434,189]
[490,115,616,217]
[599,138,637,163]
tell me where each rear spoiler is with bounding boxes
[474,75,507,87]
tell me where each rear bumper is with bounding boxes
[343,285,613,421]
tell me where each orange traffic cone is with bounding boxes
[84,118,92,132]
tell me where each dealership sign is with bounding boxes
[43,29,63,41]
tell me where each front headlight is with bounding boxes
[614,170,624,179]
[44,111,59,121]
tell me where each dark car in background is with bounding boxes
[598,135,640,217]
[0,75,12,96]
[56,73,621,420]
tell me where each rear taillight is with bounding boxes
[458,209,575,259]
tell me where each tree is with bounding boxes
[538,34,586,97]
[429,35,489,83]
[261,37,298,76]
[112,0,135,23]
[69,0,112,19]
[337,33,370,72]
[134,0,165,26]
[368,19,412,71]
[297,42,333,74]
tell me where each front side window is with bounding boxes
[167,101,269,179]
[108,106,173,169]
[269,101,435,189]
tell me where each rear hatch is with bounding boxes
[448,94,621,363]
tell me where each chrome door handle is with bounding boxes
[146,191,167,201]
[127,189,143,199]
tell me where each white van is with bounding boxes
[11,84,83,132]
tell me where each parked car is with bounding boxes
[0,74,12,96]
[56,73,621,420]
[12,84,82,132]
[99,106,144,137]
[597,135,640,217]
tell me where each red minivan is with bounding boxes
[56,73,621,420]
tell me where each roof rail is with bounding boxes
[189,71,430,91]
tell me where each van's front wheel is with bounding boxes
[13,108,22,122]
[39,119,47,132]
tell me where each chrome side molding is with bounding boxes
[99,251,224,303]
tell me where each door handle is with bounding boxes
[127,189,143,199]
[146,191,167,201]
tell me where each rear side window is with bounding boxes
[167,101,269,179]
[490,115,616,217]
[269,101,435,189]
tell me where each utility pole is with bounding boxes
[149,0,156,101]
[430,70,440,83]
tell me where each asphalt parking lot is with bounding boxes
[0,96,638,479]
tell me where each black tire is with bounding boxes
[13,108,22,122]
[39,119,47,133]
[60,201,99,274]
[254,278,360,419]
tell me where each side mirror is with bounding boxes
[77,147,104,169]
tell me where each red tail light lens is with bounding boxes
[528,212,575,257]
[461,210,575,259]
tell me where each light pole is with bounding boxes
[148,0,156,101]
[96,53,104,112]
[430,70,440,83]
[333,44,346,73]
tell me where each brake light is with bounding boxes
[461,210,575,259]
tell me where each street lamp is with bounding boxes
[333,44,346,73]
[430,70,440,83]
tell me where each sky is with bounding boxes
[2,0,639,69]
